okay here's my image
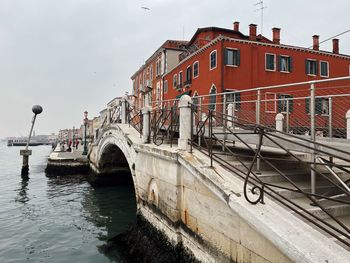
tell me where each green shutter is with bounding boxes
[235,92,241,109]
[237,50,241,66]
[277,95,282,112]
[305,98,310,114]
[315,61,319,75]
[224,49,228,65]
[288,57,293,73]
[315,98,322,114]
[278,55,282,71]
[305,60,309,74]
[287,96,293,113]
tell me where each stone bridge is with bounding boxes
[88,108,350,263]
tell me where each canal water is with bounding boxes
[0,141,137,262]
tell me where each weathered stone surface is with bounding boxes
[88,124,350,263]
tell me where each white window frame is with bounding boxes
[306,59,317,76]
[320,61,329,78]
[280,55,291,73]
[265,53,276,71]
[278,94,292,114]
[225,48,239,67]
[209,50,217,70]
[264,92,277,113]
[193,61,199,78]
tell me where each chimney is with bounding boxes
[333,38,339,54]
[249,24,257,41]
[312,35,319,51]
[272,28,281,44]
[233,21,240,32]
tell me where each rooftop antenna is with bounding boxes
[254,1,267,35]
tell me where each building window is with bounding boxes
[277,94,293,113]
[150,66,153,80]
[178,71,183,88]
[224,48,240,66]
[193,61,199,78]
[164,80,168,94]
[320,61,329,77]
[306,59,317,75]
[209,85,217,110]
[306,97,329,115]
[173,74,177,89]
[185,66,192,85]
[279,56,292,73]
[265,54,276,71]
[210,50,217,70]
[225,91,241,109]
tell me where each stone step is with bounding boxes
[289,195,350,220]
[270,180,337,199]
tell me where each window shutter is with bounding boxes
[235,92,241,109]
[237,50,241,66]
[315,61,319,75]
[277,95,282,112]
[288,57,293,73]
[305,60,309,74]
[224,49,228,65]
[305,98,310,114]
[278,55,282,71]
[315,98,322,114]
[288,96,294,113]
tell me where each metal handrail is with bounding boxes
[189,103,350,247]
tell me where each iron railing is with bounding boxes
[150,106,179,146]
[190,104,350,248]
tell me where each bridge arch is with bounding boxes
[92,128,139,203]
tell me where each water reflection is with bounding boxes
[15,175,30,203]
[45,174,137,262]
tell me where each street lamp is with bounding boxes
[82,110,88,155]
[20,105,43,176]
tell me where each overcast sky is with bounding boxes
[0,0,349,138]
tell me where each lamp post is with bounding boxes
[20,105,43,176]
[82,110,88,155]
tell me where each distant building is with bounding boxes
[131,40,188,110]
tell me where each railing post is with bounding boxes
[142,107,151,143]
[256,89,261,172]
[121,96,128,124]
[222,93,227,151]
[286,100,290,133]
[178,95,192,151]
[256,89,261,125]
[346,109,350,139]
[227,103,235,128]
[310,82,316,195]
[275,113,284,132]
[328,97,332,138]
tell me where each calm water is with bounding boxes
[0,141,136,262]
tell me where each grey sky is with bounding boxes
[0,0,349,138]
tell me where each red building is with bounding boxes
[161,22,350,135]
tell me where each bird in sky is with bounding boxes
[141,6,150,10]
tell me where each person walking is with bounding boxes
[75,139,79,150]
